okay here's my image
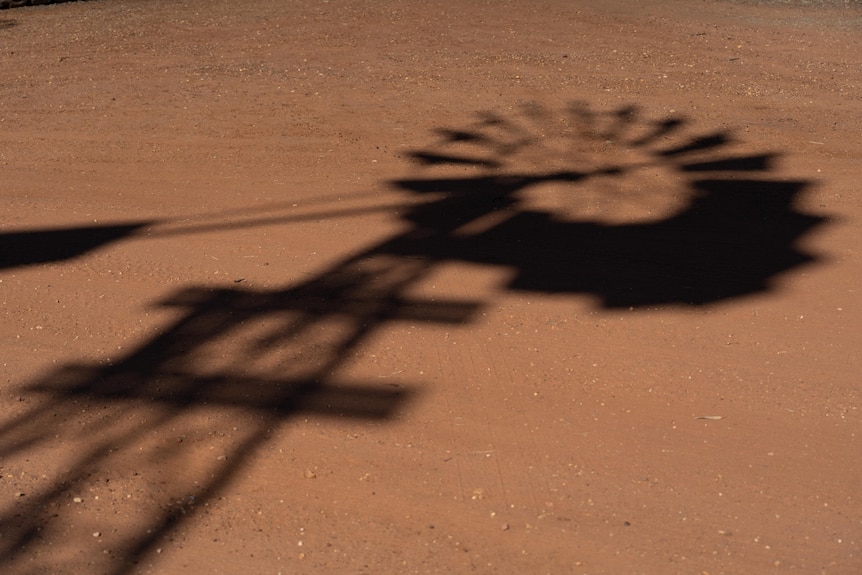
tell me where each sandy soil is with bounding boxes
[1,0,860,573]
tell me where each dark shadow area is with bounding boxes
[0,102,826,573]
[0,239,480,574]
[391,102,824,307]
[0,0,88,10]
[390,175,819,307]
[0,222,151,269]
[0,17,18,27]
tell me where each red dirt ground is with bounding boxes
[1,1,860,573]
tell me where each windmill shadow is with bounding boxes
[0,102,825,574]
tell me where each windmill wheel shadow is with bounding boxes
[0,101,825,574]
[390,101,825,307]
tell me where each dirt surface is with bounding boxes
[1,0,861,573]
